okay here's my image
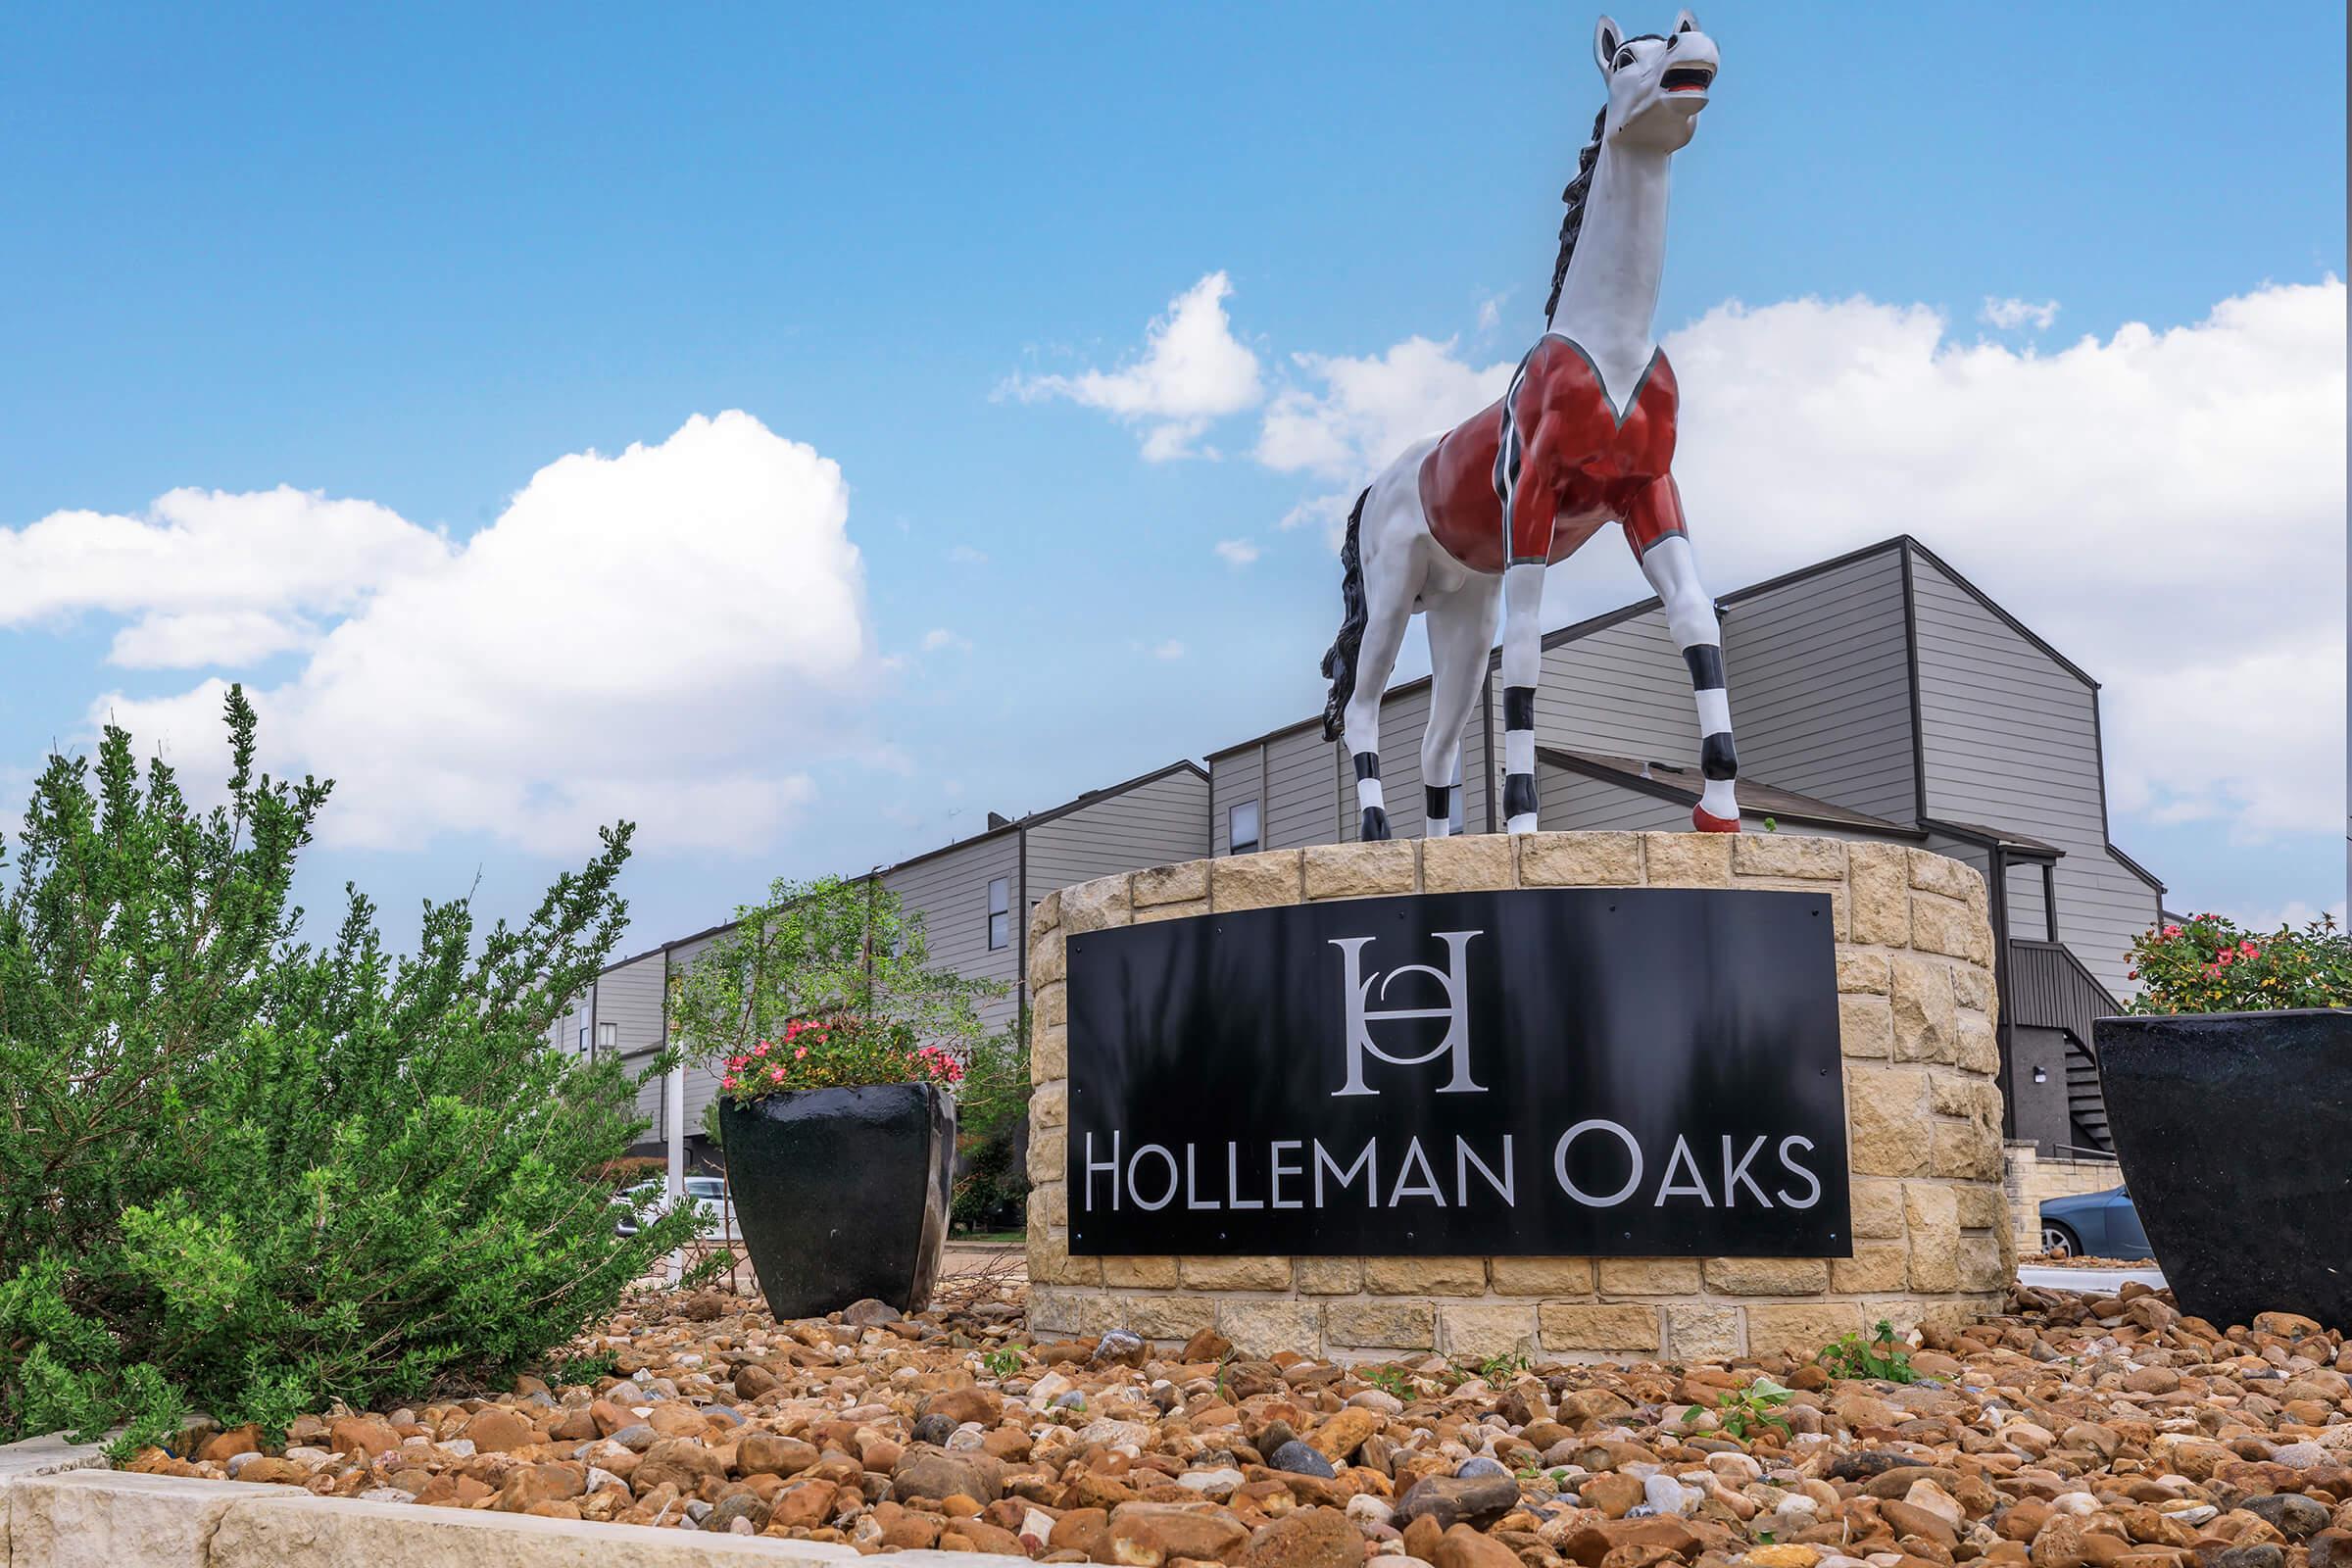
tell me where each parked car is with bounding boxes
[611,1175,736,1239]
[2038,1185,2152,1260]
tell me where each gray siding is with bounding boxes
[664,928,733,1142]
[1521,610,1698,766]
[1911,554,2158,994]
[1262,725,1340,851]
[1539,766,1692,832]
[1026,767,1207,900]
[1724,549,1918,824]
[597,951,669,1133]
[883,833,1024,1037]
[1209,745,1267,857]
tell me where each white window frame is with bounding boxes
[986,876,1010,951]
[1229,799,1261,856]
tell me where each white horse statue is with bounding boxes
[1320,11,1737,840]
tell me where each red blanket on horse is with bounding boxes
[1417,334,1687,574]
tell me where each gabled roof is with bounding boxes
[1539,748,1920,838]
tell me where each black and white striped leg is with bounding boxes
[1424,784,1452,837]
[1499,561,1545,833]
[1353,751,1390,841]
[1642,536,1740,830]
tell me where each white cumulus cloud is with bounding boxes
[1981,296,2061,330]
[0,485,452,668]
[88,411,876,855]
[1152,639,1187,661]
[999,272,1262,460]
[1213,539,1260,567]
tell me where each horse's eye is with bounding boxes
[1615,48,1636,70]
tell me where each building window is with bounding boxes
[596,1021,617,1059]
[987,876,1010,951]
[1229,799,1261,856]
[576,1025,589,1055]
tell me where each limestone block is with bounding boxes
[1839,995,1894,1058]
[1932,1118,2002,1181]
[1909,848,1984,903]
[1420,834,1515,893]
[1850,1179,1906,1240]
[1733,834,1845,880]
[1133,858,1210,907]
[1026,1200,1099,1287]
[1958,1235,2009,1293]
[210,1483,869,1567]
[1100,1255,1179,1289]
[1904,1183,1961,1292]
[1032,1081,1067,1129]
[1537,1302,1661,1353]
[1596,1258,1701,1296]
[1518,832,1640,887]
[1930,1073,1994,1119]
[1295,1257,1363,1295]
[1124,1295,1220,1342]
[1955,1016,1999,1075]
[1305,840,1417,899]
[1952,963,1994,1012]
[1837,950,1891,995]
[1026,1285,1081,1335]
[1136,898,1210,925]
[1030,927,1066,986]
[1848,843,1911,947]
[1062,873,1133,933]
[7,1471,287,1568]
[1031,1022,1066,1084]
[1035,1181,1069,1226]
[1179,1255,1293,1291]
[1487,1256,1595,1296]
[1831,1243,1911,1294]
[1324,1299,1437,1350]
[1439,1302,1539,1360]
[1641,832,1732,887]
[1956,1185,2007,1233]
[1666,1304,1745,1360]
[1028,889,1062,945]
[1216,1298,1322,1356]
[1364,1256,1487,1296]
[1038,981,1066,1028]
[1891,956,1959,1064]
[1745,1302,1862,1356]
[1040,1289,1126,1341]
[1211,850,1303,911]
[1845,1065,1931,1177]
[1702,1256,1831,1295]
[1911,893,1991,965]
[1026,1122,1065,1185]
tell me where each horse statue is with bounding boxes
[1320,11,1736,841]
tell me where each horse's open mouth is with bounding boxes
[1662,67,1715,94]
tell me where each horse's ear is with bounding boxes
[1673,9,1700,35]
[1593,15,1624,74]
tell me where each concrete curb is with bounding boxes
[0,1468,1010,1568]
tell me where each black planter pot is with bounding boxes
[718,1083,956,1319]
[2093,1007,2352,1331]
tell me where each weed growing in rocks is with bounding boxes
[1816,1320,1918,1384]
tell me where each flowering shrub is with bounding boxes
[2123,911,2352,1014]
[717,1015,964,1104]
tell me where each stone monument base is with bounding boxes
[1024,832,2013,1360]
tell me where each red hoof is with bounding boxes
[1692,805,1740,833]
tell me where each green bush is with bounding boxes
[0,689,704,1450]
[951,1016,1031,1231]
[2124,911,2352,1014]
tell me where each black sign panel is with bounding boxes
[1066,888,1848,1256]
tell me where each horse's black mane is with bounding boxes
[1544,32,1666,327]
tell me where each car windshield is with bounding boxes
[686,1179,725,1199]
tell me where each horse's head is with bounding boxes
[1593,10,1717,153]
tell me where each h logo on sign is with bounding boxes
[1327,930,1486,1097]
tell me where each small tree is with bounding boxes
[2125,911,2352,1014]
[667,874,1004,1073]
[0,689,704,1451]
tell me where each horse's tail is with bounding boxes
[1319,488,1372,742]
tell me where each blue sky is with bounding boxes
[1,1,2344,960]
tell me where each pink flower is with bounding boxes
[2160,923,2182,939]
[752,1042,769,1057]
[2216,949,2234,966]
[722,1074,739,1090]
[2240,941,2259,957]
[795,1045,808,1058]
[769,1064,786,1081]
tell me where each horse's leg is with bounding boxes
[1418,577,1502,837]
[1638,528,1740,831]
[1342,479,1426,843]
[1497,560,1548,833]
